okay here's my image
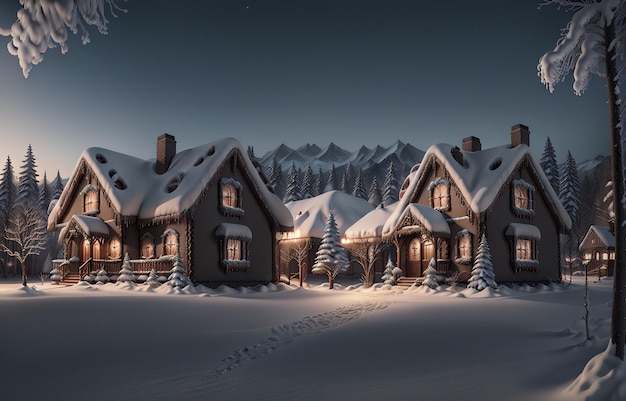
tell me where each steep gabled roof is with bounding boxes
[282,190,373,239]
[344,202,398,240]
[48,138,293,231]
[382,143,571,237]
[579,225,615,251]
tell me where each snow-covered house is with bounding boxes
[277,190,373,280]
[579,224,615,277]
[48,134,293,286]
[379,125,571,283]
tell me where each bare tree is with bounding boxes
[350,240,385,288]
[290,240,311,287]
[1,203,48,286]
[539,0,626,360]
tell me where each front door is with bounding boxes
[407,237,422,277]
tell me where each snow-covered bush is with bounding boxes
[117,253,136,283]
[382,258,402,285]
[467,234,497,291]
[422,257,439,289]
[167,254,191,288]
[82,274,95,284]
[145,269,161,288]
[49,267,61,284]
[95,268,109,284]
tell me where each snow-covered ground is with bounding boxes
[1,274,622,400]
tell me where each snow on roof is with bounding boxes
[504,223,541,240]
[49,137,293,231]
[383,142,571,237]
[215,223,253,240]
[580,225,615,250]
[284,190,373,239]
[70,215,110,237]
[384,203,450,238]
[344,202,398,240]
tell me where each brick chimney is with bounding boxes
[156,134,176,174]
[462,136,481,152]
[510,124,530,147]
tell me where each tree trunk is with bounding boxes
[328,273,334,290]
[605,22,625,361]
[21,260,27,286]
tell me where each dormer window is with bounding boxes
[429,178,450,212]
[511,179,535,218]
[219,178,244,217]
[80,184,99,215]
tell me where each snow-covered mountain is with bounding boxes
[259,141,425,188]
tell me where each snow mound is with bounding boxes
[562,341,626,401]
[6,285,43,297]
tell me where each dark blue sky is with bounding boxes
[0,1,610,178]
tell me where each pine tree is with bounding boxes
[16,144,39,207]
[341,162,354,194]
[467,234,497,291]
[145,268,161,288]
[324,164,339,192]
[311,211,349,289]
[96,268,109,284]
[0,156,16,229]
[313,167,323,197]
[368,176,382,207]
[422,257,439,289]
[301,165,315,199]
[560,150,581,226]
[168,253,191,288]
[283,163,302,202]
[51,170,64,200]
[266,156,285,199]
[37,172,51,213]
[352,168,367,199]
[247,145,257,161]
[383,161,399,205]
[540,137,560,194]
[117,253,136,283]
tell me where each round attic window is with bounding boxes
[166,173,184,193]
[114,177,127,190]
[95,153,107,163]
[108,169,117,178]
[207,145,215,157]
[490,158,502,170]
[194,156,204,166]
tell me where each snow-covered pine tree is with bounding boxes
[49,267,60,284]
[168,253,191,288]
[422,257,439,289]
[266,156,285,199]
[540,137,560,194]
[341,162,354,194]
[301,165,315,199]
[368,176,382,207]
[383,161,399,205]
[311,211,349,289]
[560,150,581,226]
[117,253,136,283]
[324,164,339,192]
[352,168,367,199]
[313,167,323,197]
[145,268,161,288]
[96,268,109,284]
[16,144,39,207]
[247,145,256,161]
[37,172,51,213]
[283,163,302,203]
[51,170,64,200]
[467,234,497,291]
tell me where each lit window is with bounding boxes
[602,252,609,261]
[222,184,238,208]
[109,237,121,259]
[219,178,244,217]
[505,223,540,272]
[226,239,242,261]
[216,223,251,272]
[81,184,99,215]
[458,236,471,259]
[93,241,101,259]
[163,230,178,256]
[511,179,535,218]
[140,234,155,259]
[429,178,450,211]
[515,239,533,260]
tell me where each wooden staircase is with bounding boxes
[395,277,422,289]
[62,273,81,285]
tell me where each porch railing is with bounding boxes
[52,257,174,281]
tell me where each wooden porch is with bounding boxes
[53,258,175,284]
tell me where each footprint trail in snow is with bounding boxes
[207,297,390,379]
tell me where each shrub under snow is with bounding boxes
[422,257,438,289]
[95,269,109,284]
[145,269,161,288]
[167,254,191,288]
[117,253,136,283]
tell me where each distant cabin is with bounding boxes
[48,134,293,286]
[580,224,615,278]
[346,124,571,284]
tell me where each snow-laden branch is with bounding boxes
[0,0,127,78]
[538,0,622,95]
